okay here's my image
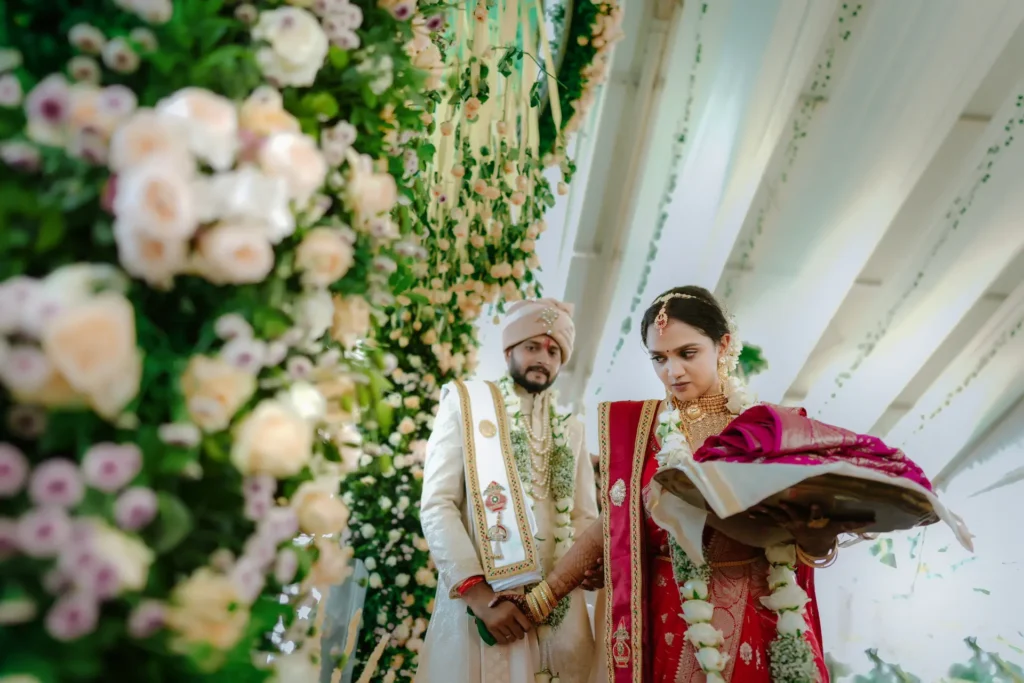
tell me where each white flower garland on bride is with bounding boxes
[654,325,818,682]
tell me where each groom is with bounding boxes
[416,298,598,683]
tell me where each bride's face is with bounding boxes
[646,318,729,403]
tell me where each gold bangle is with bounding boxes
[536,581,557,611]
[525,593,546,622]
[535,588,553,619]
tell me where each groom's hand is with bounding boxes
[464,582,533,644]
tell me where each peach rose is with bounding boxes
[295,228,354,288]
[192,221,275,285]
[113,159,198,241]
[291,478,350,535]
[165,567,249,652]
[40,292,140,415]
[180,355,257,432]
[108,108,191,173]
[231,399,313,478]
[239,86,300,136]
[330,294,372,348]
[347,159,397,222]
[114,222,189,290]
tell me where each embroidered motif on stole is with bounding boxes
[454,380,541,591]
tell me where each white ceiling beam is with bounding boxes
[583,0,833,406]
[730,0,1024,403]
[933,395,1024,496]
[560,0,716,413]
[696,0,838,286]
[804,86,1024,432]
[885,281,1024,479]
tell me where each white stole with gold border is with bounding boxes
[454,379,542,592]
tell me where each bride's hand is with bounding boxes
[749,502,871,557]
[581,556,604,591]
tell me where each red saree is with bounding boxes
[599,400,829,683]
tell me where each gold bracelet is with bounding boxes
[797,539,838,568]
[525,592,547,623]
[536,581,557,612]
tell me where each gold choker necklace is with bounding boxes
[671,393,729,421]
[670,393,732,452]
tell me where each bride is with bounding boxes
[493,285,945,683]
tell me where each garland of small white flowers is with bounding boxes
[498,376,575,629]
[655,322,818,682]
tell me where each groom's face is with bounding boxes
[506,335,562,393]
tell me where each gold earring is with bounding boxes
[717,357,729,383]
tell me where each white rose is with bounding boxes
[364,557,377,571]
[681,579,709,601]
[776,610,810,635]
[684,622,724,648]
[193,220,275,285]
[767,565,797,591]
[694,647,728,673]
[114,159,198,241]
[231,399,314,478]
[765,543,797,567]
[87,518,155,591]
[395,573,409,588]
[252,7,329,87]
[760,583,810,613]
[295,289,333,341]
[259,132,328,204]
[69,24,107,53]
[368,572,382,589]
[156,87,238,171]
[279,382,326,423]
[115,0,173,24]
[194,167,294,244]
[681,599,714,624]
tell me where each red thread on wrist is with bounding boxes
[457,575,485,595]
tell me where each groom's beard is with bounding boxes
[509,357,556,394]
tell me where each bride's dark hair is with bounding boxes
[640,285,730,347]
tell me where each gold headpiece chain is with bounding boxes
[653,293,701,335]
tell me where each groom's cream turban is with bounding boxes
[502,298,576,363]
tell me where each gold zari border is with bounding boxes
[453,380,539,582]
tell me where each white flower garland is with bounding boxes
[497,377,576,562]
[655,326,818,682]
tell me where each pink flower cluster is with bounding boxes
[0,442,160,641]
[231,495,301,602]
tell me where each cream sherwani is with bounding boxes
[416,382,599,683]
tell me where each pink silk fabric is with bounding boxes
[694,404,934,492]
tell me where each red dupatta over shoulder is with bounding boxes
[599,399,660,683]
